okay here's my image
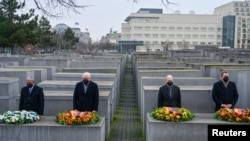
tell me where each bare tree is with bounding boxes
[161,0,177,9]
[29,0,174,17]
[29,0,91,17]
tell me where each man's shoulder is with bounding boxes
[21,86,28,90]
[213,80,222,85]
[34,85,43,90]
[90,81,98,86]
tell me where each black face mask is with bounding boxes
[167,82,173,86]
[27,83,33,88]
[83,80,89,84]
[223,76,229,82]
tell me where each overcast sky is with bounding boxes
[29,0,242,41]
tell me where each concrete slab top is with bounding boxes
[141,76,216,80]
[0,68,44,71]
[137,61,183,63]
[43,90,110,96]
[202,63,250,66]
[0,68,33,72]
[0,77,19,83]
[138,67,193,69]
[63,67,117,70]
[7,66,56,69]
[143,85,212,90]
[139,69,201,72]
[38,80,114,86]
[53,72,116,77]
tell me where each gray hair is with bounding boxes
[82,72,91,78]
[26,76,34,81]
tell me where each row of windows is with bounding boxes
[234,2,250,7]
[143,41,221,45]
[234,7,250,13]
[132,26,221,31]
[132,34,221,38]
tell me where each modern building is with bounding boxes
[214,0,250,49]
[120,1,250,52]
[120,8,223,52]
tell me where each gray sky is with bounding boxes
[36,0,241,41]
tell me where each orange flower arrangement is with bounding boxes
[56,110,100,125]
[214,108,250,123]
[151,107,195,122]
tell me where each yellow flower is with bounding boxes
[214,108,250,123]
[152,107,195,122]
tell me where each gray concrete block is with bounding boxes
[7,66,56,80]
[141,85,214,134]
[0,116,105,141]
[1,68,47,84]
[15,90,111,137]
[28,58,70,72]
[0,69,34,90]
[146,113,248,141]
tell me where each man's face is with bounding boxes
[83,76,90,81]
[222,72,229,79]
[26,80,34,85]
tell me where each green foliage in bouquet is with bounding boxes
[56,110,100,125]
[0,110,40,124]
[214,108,250,123]
[152,107,195,122]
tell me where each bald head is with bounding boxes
[82,72,91,80]
[166,75,173,81]
[166,75,174,86]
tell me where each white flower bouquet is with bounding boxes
[0,110,40,124]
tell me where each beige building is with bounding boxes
[121,8,222,52]
[120,1,250,53]
[214,0,250,49]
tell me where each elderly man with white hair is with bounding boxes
[19,76,44,115]
[157,74,181,108]
[73,72,99,112]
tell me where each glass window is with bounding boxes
[134,26,143,31]
[192,27,199,31]
[144,26,151,31]
[152,34,158,38]
[160,34,167,38]
[144,34,151,38]
[169,27,175,30]
[176,27,182,31]
[200,27,206,31]
[160,26,167,31]
[152,26,159,31]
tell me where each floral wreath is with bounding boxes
[151,107,195,122]
[214,108,250,123]
[0,110,40,124]
[56,110,100,125]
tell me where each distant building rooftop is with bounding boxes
[136,8,163,14]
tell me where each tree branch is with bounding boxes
[33,0,91,17]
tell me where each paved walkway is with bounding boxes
[107,56,145,141]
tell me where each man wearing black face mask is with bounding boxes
[19,76,44,115]
[212,71,239,112]
[157,75,181,108]
[73,72,99,112]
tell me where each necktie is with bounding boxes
[29,88,32,94]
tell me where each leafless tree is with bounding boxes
[30,0,174,17]
[161,0,175,8]
[29,0,91,17]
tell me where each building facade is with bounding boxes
[121,8,223,52]
[214,0,250,49]
[120,1,250,52]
